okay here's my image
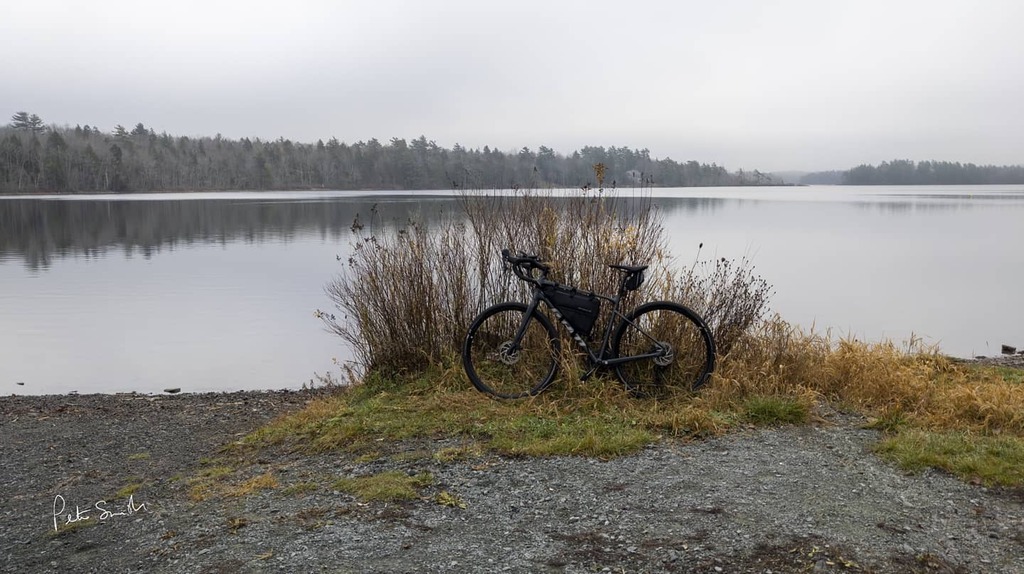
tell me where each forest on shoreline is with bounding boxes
[801,159,1024,185]
[6,113,1022,194]
[1,112,776,194]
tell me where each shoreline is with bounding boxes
[3,372,1023,572]
[2,364,1024,568]
[7,353,1020,399]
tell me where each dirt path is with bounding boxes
[2,389,1022,573]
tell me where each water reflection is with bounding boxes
[1,187,1021,394]
[0,197,459,271]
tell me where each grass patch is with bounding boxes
[225,472,279,498]
[435,490,467,509]
[281,482,319,496]
[742,395,810,425]
[986,365,1024,385]
[188,465,236,501]
[874,429,1024,486]
[50,518,96,537]
[245,367,714,458]
[434,445,484,463]
[712,324,1024,436]
[332,471,434,502]
[187,464,280,501]
[127,452,151,461]
[864,408,909,433]
[239,327,1024,487]
[115,480,144,499]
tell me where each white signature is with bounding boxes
[52,494,148,532]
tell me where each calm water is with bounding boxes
[1,186,1022,395]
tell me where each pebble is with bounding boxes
[7,394,1024,573]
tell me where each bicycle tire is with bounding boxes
[612,301,716,397]
[463,302,561,398]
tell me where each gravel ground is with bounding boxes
[3,374,1024,573]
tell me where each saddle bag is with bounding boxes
[543,284,601,337]
[624,270,645,292]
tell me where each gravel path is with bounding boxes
[2,389,1023,573]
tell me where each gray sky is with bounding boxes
[3,0,1023,171]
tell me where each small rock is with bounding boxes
[16,382,24,386]
[164,388,181,394]
[1001,344,1016,355]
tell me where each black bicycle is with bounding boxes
[462,249,716,398]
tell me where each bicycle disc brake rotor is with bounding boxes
[496,341,521,365]
[653,342,675,367]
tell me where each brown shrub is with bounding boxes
[320,182,772,380]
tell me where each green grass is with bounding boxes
[991,366,1024,385]
[281,482,319,496]
[742,396,810,425]
[50,517,96,536]
[115,480,144,499]
[237,356,1024,488]
[433,445,484,463]
[245,368,672,458]
[874,429,1024,486]
[435,490,467,508]
[332,471,434,502]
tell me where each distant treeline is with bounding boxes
[802,160,1024,185]
[1,112,777,194]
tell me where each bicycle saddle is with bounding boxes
[609,263,648,273]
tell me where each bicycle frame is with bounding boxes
[511,283,668,379]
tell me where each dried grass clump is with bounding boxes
[674,252,773,355]
[709,318,1024,436]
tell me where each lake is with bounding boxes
[1,186,1022,395]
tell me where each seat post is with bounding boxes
[617,273,630,298]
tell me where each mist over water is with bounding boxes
[2,186,1021,395]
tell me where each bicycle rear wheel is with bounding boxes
[463,302,561,398]
[612,301,715,397]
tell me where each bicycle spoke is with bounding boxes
[612,302,715,397]
[463,303,560,398]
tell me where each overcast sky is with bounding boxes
[3,0,1023,172]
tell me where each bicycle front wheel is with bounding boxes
[463,302,561,398]
[612,301,716,397]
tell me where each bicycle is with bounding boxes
[462,249,716,398]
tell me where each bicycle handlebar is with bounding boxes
[502,249,550,283]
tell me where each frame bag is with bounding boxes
[543,284,601,337]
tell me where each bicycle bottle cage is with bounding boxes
[542,284,601,337]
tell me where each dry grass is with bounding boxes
[673,252,772,354]
[242,321,1024,485]
[332,471,434,502]
[708,317,1024,436]
[187,465,279,502]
